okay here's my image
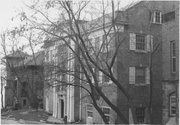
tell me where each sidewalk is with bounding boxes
[47,116,64,124]
[1,108,49,124]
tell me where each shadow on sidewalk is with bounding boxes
[1,109,49,123]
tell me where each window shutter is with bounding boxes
[129,33,136,50]
[146,35,150,52]
[150,35,153,51]
[129,67,135,84]
[146,35,153,52]
[95,37,100,51]
[160,12,162,23]
[153,12,156,23]
[146,67,150,84]
[99,71,103,84]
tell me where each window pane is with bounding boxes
[172,42,176,56]
[155,11,161,23]
[135,67,145,84]
[163,11,175,23]
[103,74,110,83]
[87,111,93,117]
[102,108,110,114]
[87,104,93,111]
[105,116,110,122]
[170,95,177,115]
[170,41,176,73]
[172,58,176,72]
[136,35,145,50]
[136,107,145,123]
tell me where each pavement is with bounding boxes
[1,108,55,124]
[46,116,64,124]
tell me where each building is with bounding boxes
[43,1,179,124]
[43,36,82,122]
[79,1,163,124]
[80,1,179,124]
[161,1,179,125]
[1,67,6,108]
[3,50,44,109]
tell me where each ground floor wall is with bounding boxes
[80,84,117,124]
[162,82,178,125]
[5,87,14,107]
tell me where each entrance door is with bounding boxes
[61,100,64,118]
[57,99,64,119]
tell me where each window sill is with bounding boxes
[151,22,162,24]
[134,84,149,86]
[131,50,148,53]
[134,50,147,53]
[169,114,176,117]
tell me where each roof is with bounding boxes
[5,50,29,58]
[19,51,44,66]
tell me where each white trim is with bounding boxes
[152,11,162,24]
[170,95,176,116]
[101,106,111,124]
[86,103,93,118]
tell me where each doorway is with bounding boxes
[58,99,64,119]
[61,100,64,118]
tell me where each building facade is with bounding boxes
[42,1,179,124]
[43,38,81,122]
[79,1,179,124]
[3,50,44,109]
[161,1,179,125]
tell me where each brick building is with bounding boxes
[42,1,179,124]
[43,38,81,122]
[80,1,179,124]
[3,50,44,109]
[161,1,179,125]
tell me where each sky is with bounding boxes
[0,0,140,31]
[0,0,140,57]
[0,0,24,31]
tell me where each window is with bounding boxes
[86,104,93,118]
[102,107,110,123]
[170,41,176,73]
[129,67,150,85]
[102,74,110,83]
[151,11,162,24]
[129,33,153,52]
[45,50,49,62]
[135,107,145,123]
[102,34,114,53]
[136,34,145,50]
[23,99,27,106]
[95,37,100,51]
[99,69,112,85]
[162,11,175,23]
[135,67,145,84]
[170,95,176,116]
[86,38,93,52]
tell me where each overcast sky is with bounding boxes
[0,0,140,58]
[0,0,140,32]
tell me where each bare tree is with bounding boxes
[11,0,135,124]
[0,29,44,110]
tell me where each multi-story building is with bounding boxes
[3,50,44,109]
[1,67,6,108]
[80,1,163,124]
[43,1,179,124]
[161,1,179,125]
[80,1,179,124]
